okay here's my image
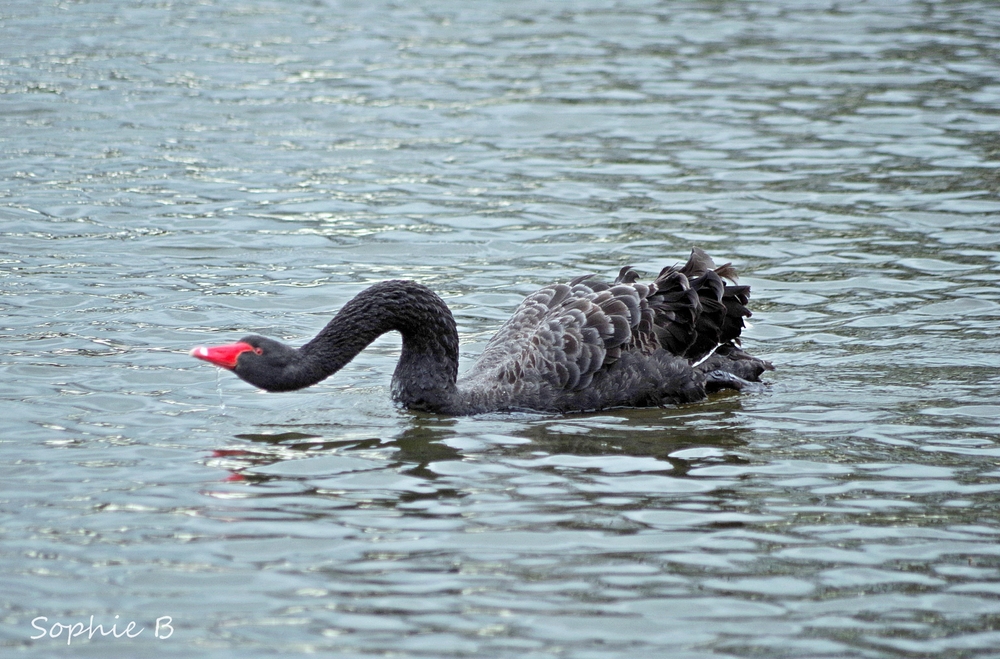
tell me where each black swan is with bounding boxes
[191,248,772,414]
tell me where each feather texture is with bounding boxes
[455,248,771,413]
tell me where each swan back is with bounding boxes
[455,248,762,413]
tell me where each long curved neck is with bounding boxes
[300,280,460,411]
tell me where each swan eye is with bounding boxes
[253,347,263,355]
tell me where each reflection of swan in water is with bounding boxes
[225,426,463,479]
[192,248,772,414]
[220,424,464,481]
[219,404,752,490]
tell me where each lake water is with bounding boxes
[3,0,1000,656]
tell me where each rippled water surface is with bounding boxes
[4,0,1000,656]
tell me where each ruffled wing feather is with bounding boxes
[462,248,764,409]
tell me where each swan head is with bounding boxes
[191,335,311,391]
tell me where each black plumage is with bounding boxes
[191,248,772,414]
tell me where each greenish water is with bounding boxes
[3,0,1000,657]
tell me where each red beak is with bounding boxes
[190,342,255,369]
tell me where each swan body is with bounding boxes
[191,248,772,414]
